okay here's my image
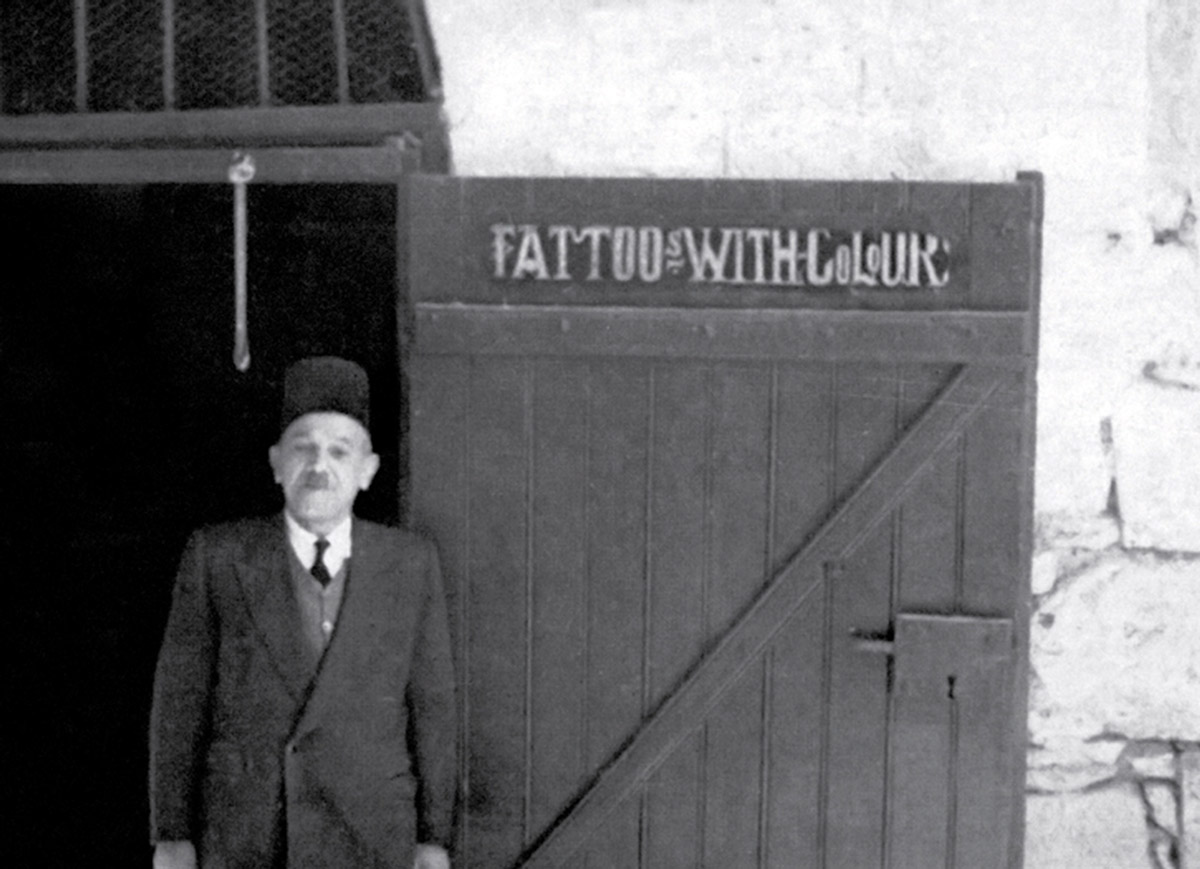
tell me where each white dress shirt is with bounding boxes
[283,512,352,651]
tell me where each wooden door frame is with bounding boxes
[0,140,420,185]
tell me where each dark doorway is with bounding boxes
[3,183,400,866]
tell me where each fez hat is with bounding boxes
[280,356,371,433]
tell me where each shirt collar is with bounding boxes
[283,511,353,574]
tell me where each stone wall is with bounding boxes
[426,0,1199,864]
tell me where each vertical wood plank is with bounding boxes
[462,177,535,292]
[644,363,707,869]
[704,664,766,868]
[465,358,529,869]
[330,0,350,104]
[528,360,590,840]
[407,355,471,859]
[778,181,841,216]
[969,185,1035,311]
[408,177,464,308]
[897,366,960,612]
[73,0,87,111]
[707,364,772,636]
[254,0,269,105]
[956,369,1025,866]
[889,623,954,869]
[890,616,1013,869]
[598,177,706,212]
[703,363,771,868]
[585,360,649,765]
[644,729,703,869]
[961,370,1024,616]
[770,363,837,570]
[766,598,826,868]
[162,0,176,109]
[582,795,643,869]
[767,364,834,867]
[825,366,897,868]
[909,184,971,304]
[908,183,970,230]
[952,633,1016,869]
[702,178,780,214]
[841,180,906,217]
[646,364,708,710]
[585,358,648,806]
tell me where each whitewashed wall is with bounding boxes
[426,1,1200,864]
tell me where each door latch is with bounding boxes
[850,628,895,656]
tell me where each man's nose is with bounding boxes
[310,449,331,471]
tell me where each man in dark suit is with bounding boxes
[150,357,456,869]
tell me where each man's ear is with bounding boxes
[358,451,380,492]
[268,444,282,483]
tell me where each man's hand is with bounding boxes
[152,840,196,869]
[413,842,451,869]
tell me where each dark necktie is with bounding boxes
[312,538,332,587]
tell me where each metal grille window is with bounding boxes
[1,0,433,115]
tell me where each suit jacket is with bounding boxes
[150,515,457,868]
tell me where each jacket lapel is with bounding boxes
[234,517,314,702]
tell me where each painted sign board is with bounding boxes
[489,223,953,288]
[409,178,1037,312]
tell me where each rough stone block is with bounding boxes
[1035,368,1119,516]
[1031,550,1059,596]
[1036,512,1122,553]
[1112,378,1200,553]
[1143,779,1180,836]
[1025,786,1149,868]
[1028,738,1126,792]
[1027,760,1120,794]
[1123,741,1180,780]
[1029,554,1200,745]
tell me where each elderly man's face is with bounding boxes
[268,412,379,534]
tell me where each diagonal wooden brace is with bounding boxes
[518,363,1005,868]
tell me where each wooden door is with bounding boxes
[406,176,1041,869]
